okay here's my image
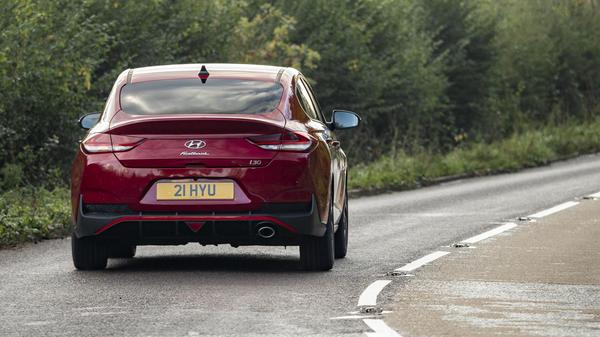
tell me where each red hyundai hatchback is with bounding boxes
[71,64,360,271]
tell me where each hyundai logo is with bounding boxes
[184,140,206,149]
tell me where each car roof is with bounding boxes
[129,63,292,84]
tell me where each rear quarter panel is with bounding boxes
[284,83,333,225]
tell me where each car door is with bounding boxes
[297,77,345,224]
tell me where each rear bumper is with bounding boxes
[74,195,325,245]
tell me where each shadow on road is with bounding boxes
[104,253,304,273]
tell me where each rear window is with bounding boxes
[120,78,283,115]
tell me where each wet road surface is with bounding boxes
[2,154,600,336]
[388,199,600,336]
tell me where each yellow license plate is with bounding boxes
[156,181,235,200]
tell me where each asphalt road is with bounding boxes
[387,199,600,336]
[2,154,600,337]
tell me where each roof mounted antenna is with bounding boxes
[198,65,210,83]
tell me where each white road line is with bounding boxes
[588,191,600,198]
[363,319,403,337]
[347,310,394,315]
[358,280,392,306]
[353,198,581,337]
[527,201,579,218]
[331,315,379,320]
[394,251,449,272]
[462,222,517,244]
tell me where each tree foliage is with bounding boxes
[1,0,599,186]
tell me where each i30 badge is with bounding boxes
[184,139,206,149]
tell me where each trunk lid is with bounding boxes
[108,112,285,168]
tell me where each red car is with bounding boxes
[71,64,360,271]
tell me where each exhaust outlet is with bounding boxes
[257,223,276,239]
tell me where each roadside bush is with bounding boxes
[1,0,599,180]
[0,163,23,190]
[349,118,600,193]
[1,0,600,245]
[0,187,70,247]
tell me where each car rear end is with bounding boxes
[71,65,330,270]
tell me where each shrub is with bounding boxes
[349,118,600,193]
[0,187,70,247]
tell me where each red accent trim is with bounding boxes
[95,215,299,235]
[185,221,205,232]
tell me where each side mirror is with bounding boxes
[79,112,101,130]
[331,110,360,130]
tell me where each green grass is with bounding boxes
[0,187,70,247]
[349,118,600,193]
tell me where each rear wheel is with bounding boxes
[300,198,335,271]
[71,233,108,270]
[108,244,136,258]
[334,190,349,259]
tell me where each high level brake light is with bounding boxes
[82,133,145,153]
[248,131,314,152]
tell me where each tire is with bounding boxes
[300,197,335,271]
[71,233,108,270]
[334,190,348,259]
[108,244,136,258]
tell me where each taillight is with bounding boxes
[248,131,314,152]
[82,133,145,153]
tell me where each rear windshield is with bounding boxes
[120,78,283,115]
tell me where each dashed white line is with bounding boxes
[394,251,449,272]
[331,315,378,320]
[330,310,394,320]
[358,280,392,306]
[363,319,403,337]
[462,222,517,244]
[588,191,600,198]
[332,315,374,320]
[527,201,579,218]
[353,197,588,337]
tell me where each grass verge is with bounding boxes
[349,118,600,194]
[0,187,70,248]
